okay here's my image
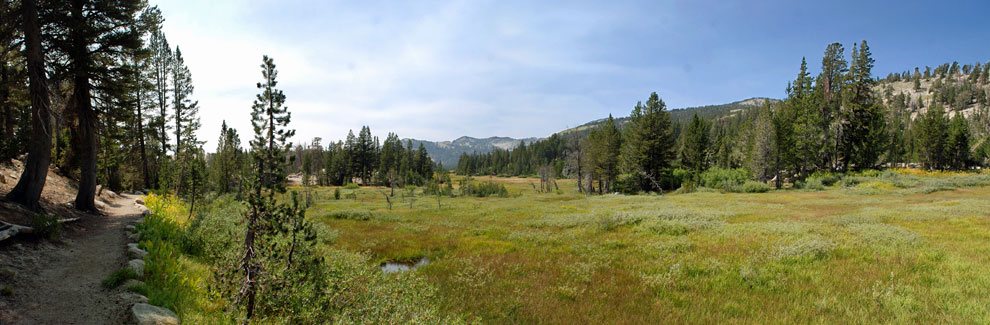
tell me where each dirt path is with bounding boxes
[0,194,145,324]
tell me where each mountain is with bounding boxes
[405,136,542,167]
[558,97,779,138]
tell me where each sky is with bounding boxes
[152,0,990,150]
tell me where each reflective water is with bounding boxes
[381,257,430,273]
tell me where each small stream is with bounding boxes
[381,257,430,273]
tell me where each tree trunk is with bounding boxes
[1,61,13,147]
[70,0,98,213]
[136,92,151,189]
[5,0,53,212]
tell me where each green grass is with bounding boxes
[102,267,138,288]
[306,171,990,323]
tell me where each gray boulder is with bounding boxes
[119,291,149,304]
[128,259,145,276]
[131,303,179,325]
[127,243,148,259]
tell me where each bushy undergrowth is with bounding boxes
[699,168,750,191]
[459,177,509,198]
[319,209,387,221]
[638,212,725,235]
[135,193,455,323]
[30,211,61,240]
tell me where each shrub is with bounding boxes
[31,211,61,240]
[807,171,841,186]
[638,213,724,235]
[613,173,639,194]
[102,267,139,288]
[459,178,508,198]
[333,188,341,200]
[741,181,771,193]
[772,237,836,263]
[322,209,383,221]
[699,168,749,190]
[343,183,360,189]
[803,177,825,191]
[595,211,644,231]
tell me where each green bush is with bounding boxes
[102,267,139,288]
[699,168,750,190]
[343,183,360,189]
[322,209,382,221]
[31,212,61,240]
[613,173,639,194]
[741,181,771,193]
[804,178,825,191]
[807,171,841,186]
[333,188,341,200]
[459,178,509,198]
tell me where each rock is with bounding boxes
[131,303,179,325]
[128,259,145,276]
[127,232,140,241]
[122,279,146,289]
[136,198,145,205]
[119,291,149,304]
[0,172,5,184]
[142,209,152,216]
[126,224,136,231]
[127,243,148,259]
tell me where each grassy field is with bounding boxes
[303,171,990,324]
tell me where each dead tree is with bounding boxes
[379,190,392,210]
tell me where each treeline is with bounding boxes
[457,41,990,193]
[455,134,566,177]
[0,1,209,211]
[284,127,438,188]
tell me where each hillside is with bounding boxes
[558,97,779,138]
[877,73,990,119]
[406,136,542,167]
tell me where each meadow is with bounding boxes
[304,170,990,323]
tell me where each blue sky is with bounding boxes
[153,0,990,148]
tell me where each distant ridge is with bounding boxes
[405,136,542,167]
[417,97,778,167]
[558,97,779,138]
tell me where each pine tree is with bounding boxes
[916,103,949,170]
[819,43,847,170]
[250,55,295,191]
[147,25,172,188]
[52,0,146,212]
[5,0,52,211]
[680,113,709,177]
[840,40,886,170]
[750,104,777,182]
[622,92,675,191]
[946,113,971,170]
[212,121,244,194]
[171,47,201,195]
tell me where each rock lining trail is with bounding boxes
[0,193,145,324]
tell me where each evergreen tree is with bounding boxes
[680,113,709,177]
[840,40,886,170]
[819,43,847,170]
[622,92,675,191]
[147,24,172,188]
[750,104,777,182]
[250,55,295,191]
[51,0,146,212]
[916,103,949,170]
[171,47,202,195]
[212,121,244,194]
[946,113,972,170]
[5,0,52,211]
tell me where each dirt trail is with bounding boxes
[0,194,145,324]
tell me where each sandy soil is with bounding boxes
[0,189,145,324]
